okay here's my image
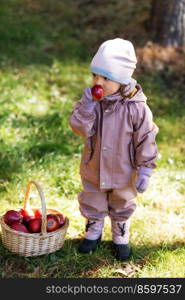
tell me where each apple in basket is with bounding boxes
[27,217,42,233]
[3,210,23,225]
[33,208,42,218]
[47,209,66,227]
[19,208,35,225]
[56,213,65,227]
[11,222,29,233]
[46,214,60,232]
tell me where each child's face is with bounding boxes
[92,73,121,96]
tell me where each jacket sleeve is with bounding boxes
[69,88,97,138]
[131,102,159,169]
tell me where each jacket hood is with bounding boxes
[103,84,147,103]
[128,84,147,103]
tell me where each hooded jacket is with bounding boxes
[69,85,158,190]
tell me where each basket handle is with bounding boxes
[24,181,47,235]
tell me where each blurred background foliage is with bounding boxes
[0,0,152,63]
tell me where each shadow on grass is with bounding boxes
[0,237,184,278]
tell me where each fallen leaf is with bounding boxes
[113,268,128,277]
[113,264,139,277]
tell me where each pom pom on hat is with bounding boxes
[90,38,137,85]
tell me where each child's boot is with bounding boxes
[111,219,132,260]
[79,219,104,253]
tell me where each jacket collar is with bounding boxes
[102,91,123,103]
[101,84,147,104]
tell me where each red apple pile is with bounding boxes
[3,208,65,234]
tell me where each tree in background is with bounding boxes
[150,0,185,47]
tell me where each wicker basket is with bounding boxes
[0,181,69,257]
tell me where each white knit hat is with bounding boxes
[90,38,137,85]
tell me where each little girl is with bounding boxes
[69,38,158,260]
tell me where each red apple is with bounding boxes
[46,214,60,232]
[27,217,42,233]
[19,208,29,218]
[19,208,34,217]
[23,215,35,225]
[4,210,23,225]
[33,208,42,218]
[91,85,104,101]
[56,213,65,227]
[19,208,35,225]
[11,222,29,233]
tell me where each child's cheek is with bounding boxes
[103,87,110,96]
[106,87,114,96]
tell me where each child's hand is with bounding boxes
[79,88,97,115]
[135,166,152,193]
[135,175,150,193]
[81,88,93,103]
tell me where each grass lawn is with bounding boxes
[0,0,185,278]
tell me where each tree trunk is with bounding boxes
[150,0,185,47]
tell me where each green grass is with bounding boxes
[0,0,185,278]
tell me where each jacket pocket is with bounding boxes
[82,137,94,163]
[129,140,136,169]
